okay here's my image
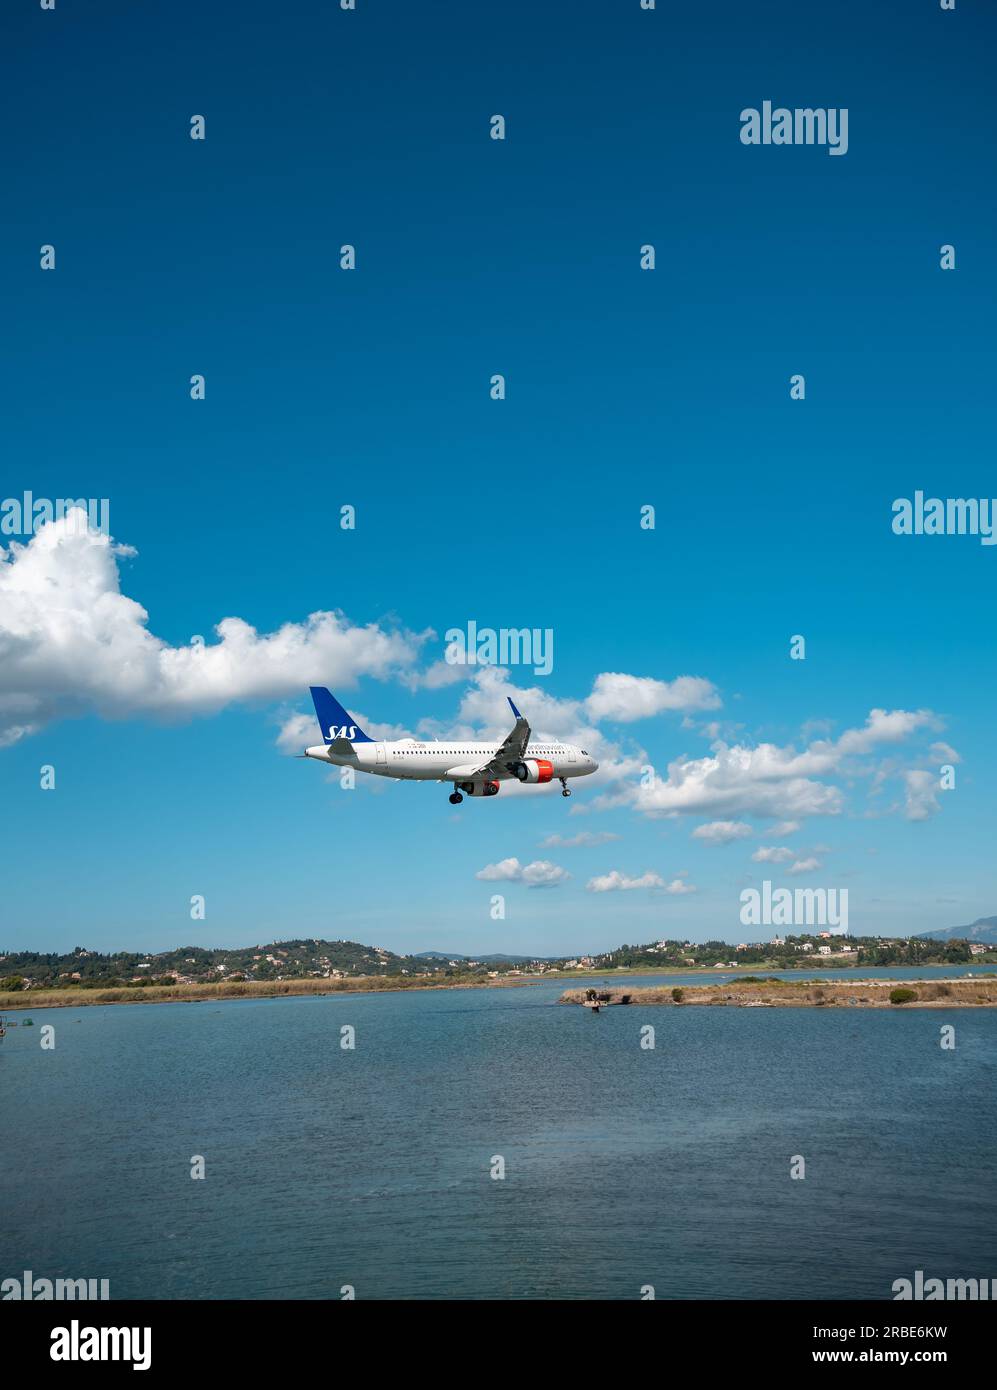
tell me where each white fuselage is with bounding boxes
[304,738,598,786]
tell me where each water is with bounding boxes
[4,969,996,1300]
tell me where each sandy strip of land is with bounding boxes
[560,979,997,1008]
[0,974,542,1012]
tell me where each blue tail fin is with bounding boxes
[309,688,373,744]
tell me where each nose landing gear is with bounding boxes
[448,791,463,805]
[560,777,571,798]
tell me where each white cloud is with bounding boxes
[2,508,952,872]
[274,712,316,755]
[903,770,941,821]
[0,510,428,745]
[692,820,753,846]
[585,869,696,894]
[584,672,720,722]
[634,744,844,821]
[586,870,665,892]
[787,857,820,875]
[408,638,468,690]
[830,708,938,756]
[929,741,961,765]
[752,846,795,864]
[476,858,522,881]
[475,857,569,888]
[540,831,620,848]
[628,708,943,824]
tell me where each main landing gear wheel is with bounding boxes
[449,791,463,805]
[560,778,571,798]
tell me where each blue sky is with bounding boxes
[2,0,995,956]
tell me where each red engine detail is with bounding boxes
[519,759,554,784]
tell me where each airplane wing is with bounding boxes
[472,698,531,780]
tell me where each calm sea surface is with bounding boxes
[4,967,996,1300]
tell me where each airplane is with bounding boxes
[303,687,598,804]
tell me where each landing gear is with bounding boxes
[560,778,571,798]
[449,791,463,805]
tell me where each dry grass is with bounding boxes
[561,978,997,1009]
[0,974,534,1011]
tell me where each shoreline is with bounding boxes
[2,964,994,1013]
[560,979,997,1009]
[0,975,543,1012]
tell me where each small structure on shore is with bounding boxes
[581,988,633,1012]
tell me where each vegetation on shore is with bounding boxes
[2,929,993,1000]
[4,970,995,1015]
[560,978,997,1009]
[0,973,538,1011]
[3,923,995,1017]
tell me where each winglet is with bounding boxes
[507,696,523,720]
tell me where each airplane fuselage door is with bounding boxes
[376,744,387,764]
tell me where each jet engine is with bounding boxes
[510,758,554,784]
[459,780,500,796]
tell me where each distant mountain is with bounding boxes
[914,916,997,944]
[0,937,571,991]
[6,926,992,994]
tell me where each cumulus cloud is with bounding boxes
[0,510,428,746]
[752,846,795,864]
[475,857,569,887]
[626,709,945,824]
[787,857,821,875]
[584,672,720,722]
[929,741,961,765]
[274,712,317,755]
[2,506,952,873]
[903,770,941,821]
[540,831,620,848]
[408,637,469,690]
[634,744,844,820]
[691,820,753,846]
[829,708,938,756]
[586,869,696,894]
[772,820,801,836]
[586,870,665,892]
